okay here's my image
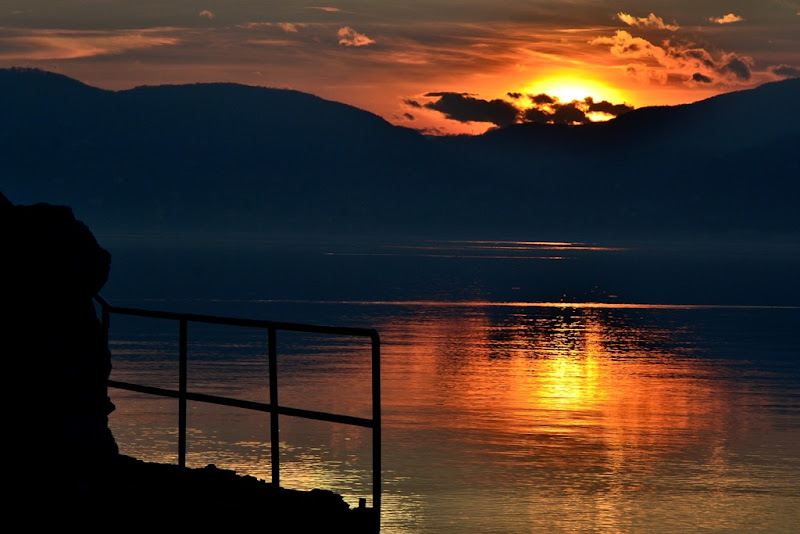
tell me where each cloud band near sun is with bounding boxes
[590,30,755,85]
[408,91,634,128]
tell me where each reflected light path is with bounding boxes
[109,302,800,533]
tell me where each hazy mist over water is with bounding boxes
[101,237,800,533]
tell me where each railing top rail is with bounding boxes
[95,295,379,340]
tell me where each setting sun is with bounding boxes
[508,74,637,123]
[524,75,629,105]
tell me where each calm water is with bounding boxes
[101,237,800,533]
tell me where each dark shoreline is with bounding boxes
[28,454,376,531]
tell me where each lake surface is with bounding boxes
[100,236,800,533]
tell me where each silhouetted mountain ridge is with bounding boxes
[1,68,797,240]
[474,78,800,152]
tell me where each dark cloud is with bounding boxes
[529,93,555,105]
[692,72,712,83]
[420,90,635,128]
[770,64,800,78]
[522,107,549,123]
[403,112,415,120]
[550,102,590,125]
[404,99,422,108]
[681,48,715,68]
[523,102,586,125]
[522,97,632,125]
[423,92,520,127]
[718,55,751,80]
[584,97,634,115]
[666,72,690,85]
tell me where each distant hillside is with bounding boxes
[473,78,800,148]
[1,67,798,241]
[429,78,800,239]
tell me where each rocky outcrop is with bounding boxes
[1,192,118,496]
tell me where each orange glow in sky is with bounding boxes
[523,75,629,107]
[1,3,798,134]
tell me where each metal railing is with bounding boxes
[95,295,381,530]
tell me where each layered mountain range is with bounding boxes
[2,68,798,241]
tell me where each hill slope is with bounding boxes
[1,68,798,240]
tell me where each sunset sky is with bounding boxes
[2,1,799,134]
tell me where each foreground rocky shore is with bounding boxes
[18,452,374,530]
[56,454,375,530]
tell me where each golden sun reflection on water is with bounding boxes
[383,307,731,454]
[109,303,799,533]
[377,306,796,532]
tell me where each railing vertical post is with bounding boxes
[372,332,381,532]
[268,326,280,487]
[178,319,188,468]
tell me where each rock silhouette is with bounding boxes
[2,192,117,494]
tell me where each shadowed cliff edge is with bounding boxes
[1,192,374,531]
